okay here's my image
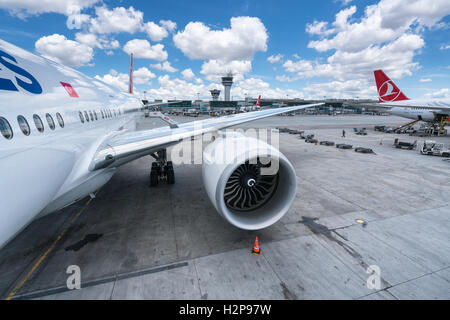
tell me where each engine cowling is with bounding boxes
[202,132,297,230]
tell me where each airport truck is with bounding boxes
[420,141,450,157]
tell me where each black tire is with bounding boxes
[167,169,175,184]
[150,171,158,187]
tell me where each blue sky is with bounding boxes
[0,0,449,100]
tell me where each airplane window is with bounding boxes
[113,110,116,117]
[89,111,94,121]
[56,113,64,128]
[17,115,30,136]
[33,114,44,133]
[84,111,90,122]
[46,113,55,130]
[94,111,98,121]
[101,110,104,119]
[0,117,13,140]
[79,111,85,123]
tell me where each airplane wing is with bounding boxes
[90,103,324,171]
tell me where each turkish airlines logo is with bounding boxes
[378,80,400,102]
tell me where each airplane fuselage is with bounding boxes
[0,40,144,248]
[382,99,450,122]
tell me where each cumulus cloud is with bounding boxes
[35,34,94,67]
[419,78,432,83]
[89,6,143,34]
[281,0,450,100]
[150,61,178,73]
[143,21,169,42]
[75,32,119,50]
[160,20,177,32]
[173,16,268,61]
[94,67,155,92]
[267,54,284,64]
[123,39,168,61]
[133,67,156,84]
[95,69,129,92]
[303,79,377,99]
[425,88,450,98]
[0,0,99,17]
[441,45,450,50]
[200,60,252,82]
[181,68,195,80]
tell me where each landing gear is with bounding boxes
[149,150,175,187]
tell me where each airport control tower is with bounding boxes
[210,89,220,101]
[221,73,234,101]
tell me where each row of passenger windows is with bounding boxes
[0,113,64,140]
[78,108,120,124]
[1,108,121,140]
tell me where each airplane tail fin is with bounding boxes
[129,53,133,94]
[373,70,408,103]
[255,95,261,107]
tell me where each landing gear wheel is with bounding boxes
[150,171,159,187]
[167,168,175,185]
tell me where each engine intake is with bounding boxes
[202,133,297,230]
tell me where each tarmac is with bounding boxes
[0,114,449,300]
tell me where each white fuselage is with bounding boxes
[0,40,144,248]
[382,99,450,121]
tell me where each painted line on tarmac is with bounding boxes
[5,192,99,301]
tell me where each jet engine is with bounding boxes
[202,132,297,230]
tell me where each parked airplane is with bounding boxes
[0,39,323,249]
[370,70,450,125]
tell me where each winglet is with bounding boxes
[129,53,133,94]
[373,70,408,103]
[255,95,261,107]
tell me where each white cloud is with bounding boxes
[419,78,432,83]
[280,0,450,99]
[307,1,450,53]
[181,68,195,80]
[303,79,376,99]
[0,0,99,17]
[150,61,178,73]
[75,32,119,50]
[123,39,168,61]
[143,21,169,42]
[233,78,304,100]
[200,60,252,82]
[305,21,335,36]
[267,54,284,64]
[425,88,450,98]
[35,34,94,68]
[441,45,450,50]
[133,67,156,84]
[147,75,217,100]
[160,20,177,32]
[95,69,129,92]
[173,16,268,61]
[89,6,143,34]
[275,75,299,82]
[94,67,154,91]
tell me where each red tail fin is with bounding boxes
[255,95,261,107]
[128,53,133,94]
[373,70,408,103]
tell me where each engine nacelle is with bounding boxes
[202,132,297,230]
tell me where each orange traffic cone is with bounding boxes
[252,237,261,255]
[315,141,318,146]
